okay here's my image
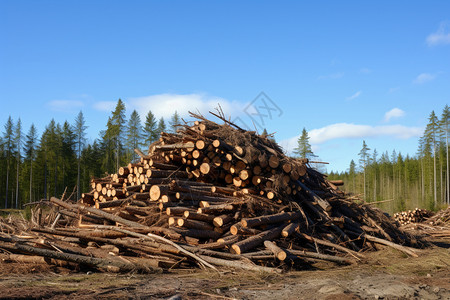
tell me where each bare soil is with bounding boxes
[0,242,448,300]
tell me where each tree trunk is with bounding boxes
[29,160,33,203]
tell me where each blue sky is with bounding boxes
[1,1,449,172]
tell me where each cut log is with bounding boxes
[230,225,283,254]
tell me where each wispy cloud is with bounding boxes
[359,68,372,74]
[47,100,84,112]
[413,73,436,84]
[383,108,405,122]
[280,123,422,153]
[318,72,344,80]
[127,93,245,120]
[93,101,117,112]
[346,91,361,101]
[426,21,450,46]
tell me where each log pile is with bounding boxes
[399,206,450,239]
[0,112,424,273]
[394,208,434,226]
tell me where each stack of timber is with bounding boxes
[0,112,424,273]
[394,208,434,226]
[399,206,450,240]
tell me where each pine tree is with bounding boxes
[74,111,87,200]
[14,118,22,208]
[169,111,181,133]
[110,99,127,171]
[101,117,115,173]
[155,117,166,138]
[441,105,450,204]
[3,116,15,208]
[293,128,317,159]
[61,121,77,193]
[126,110,143,162]
[23,124,38,203]
[349,159,356,192]
[424,111,439,206]
[143,110,158,145]
[358,140,371,200]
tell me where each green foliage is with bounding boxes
[155,117,166,138]
[293,128,316,159]
[169,111,181,133]
[143,110,158,145]
[126,110,143,162]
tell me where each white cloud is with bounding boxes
[318,72,344,80]
[93,101,117,112]
[280,123,422,153]
[359,68,372,74]
[128,93,245,120]
[426,21,450,46]
[413,73,436,84]
[383,108,405,122]
[47,100,84,112]
[346,90,361,101]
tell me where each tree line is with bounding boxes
[0,99,181,209]
[327,105,449,213]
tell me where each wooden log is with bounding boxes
[241,211,302,228]
[183,211,216,222]
[213,214,233,227]
[230,223,261,236]
[0,241,162,273]
[177,218,214,231]
[264,240,287,261]
[230,225,283,254]
[296,180,332,212]
[281,222,300,237]
[147,169,188,178]
[198,204,234,214]
[174,228,222,240]
[155,142,195,151]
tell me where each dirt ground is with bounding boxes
[0,241,449,300]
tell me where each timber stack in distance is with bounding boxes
[0,112,424,273]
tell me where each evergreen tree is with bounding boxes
[424,111,439,206]
[110,99,127,171]
[101,117,115,173]
[14,118,22,208]
[126,110,143,162]
[23,124,38,203]
[143,110,158,145]
[3,116,15,208]
[349,159,356,192]
[74,111,87,199]
[441,105,450,204]
[358,140,371,200]
[155,117,166,138]
[293,128,317,159]
[61,121,77,193]
[169,111,181,133]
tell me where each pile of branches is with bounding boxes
[425,206,450,227]
[0,112,423,274]
[394,208,434,226]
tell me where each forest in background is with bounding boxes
[0,100,449,215]
[0,99,181,209]
[327,105,449,214]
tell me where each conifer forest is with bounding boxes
[0,100,448,215]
